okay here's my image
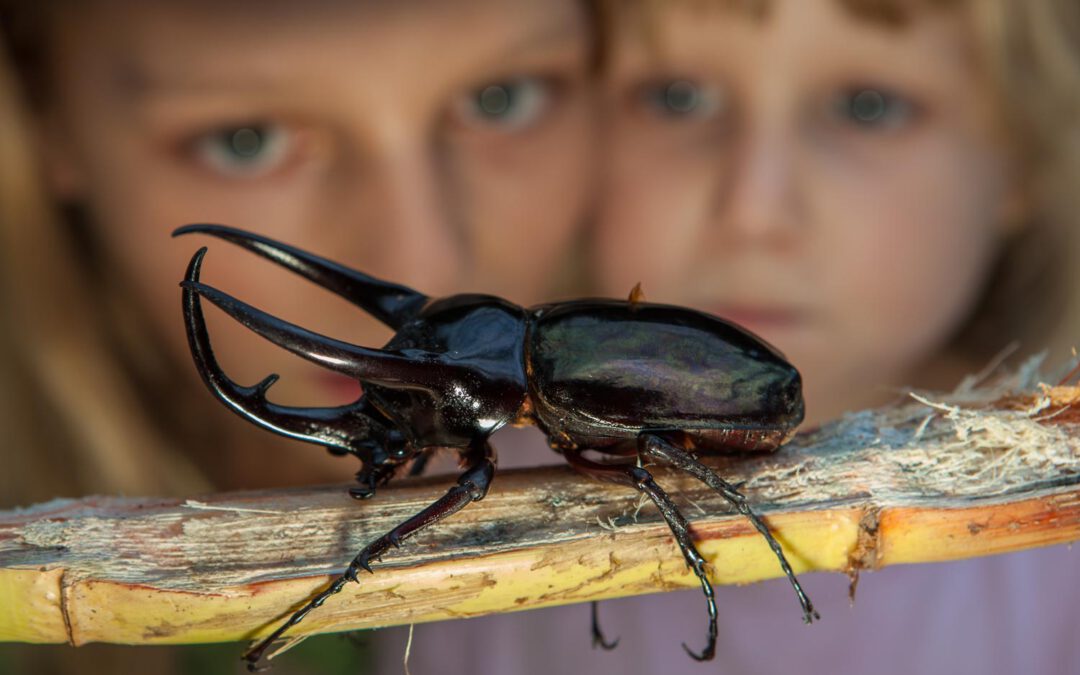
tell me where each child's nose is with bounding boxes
[341,143,463,295]
[717,129,803,244]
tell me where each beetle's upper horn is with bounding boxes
[181,248,465,390]
[173,224,428,329]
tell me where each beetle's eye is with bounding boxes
[452,78,552,131]
[828,87,916,130]
[639,80,724,120]
[192,124,292,177]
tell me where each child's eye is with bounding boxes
[638,80,724,120]
[190,124,292,178]
[451,78,553,131]
[828,87,917,131]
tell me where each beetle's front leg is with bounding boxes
[242,440,496,671]
[349,425,411,500]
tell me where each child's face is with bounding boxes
[44,0,594,406]
[597,0,1017,424]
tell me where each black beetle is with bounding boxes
[174,224,818,669]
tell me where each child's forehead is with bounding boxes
[622,0,962,27]
[610,0,978,79]
[49,0,587,100]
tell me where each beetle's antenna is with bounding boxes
[638,433,819,625]
[174,224,428,329]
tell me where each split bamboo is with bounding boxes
[2,370,1079,650]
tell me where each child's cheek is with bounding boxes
[816,147,1003,379]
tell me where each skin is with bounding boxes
[596,0,1019,426]
[40,0,596,485]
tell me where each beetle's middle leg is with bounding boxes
[242,440,496,671]
[563,447,719,661]
[637,433,819,624]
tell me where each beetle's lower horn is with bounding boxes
[182,248,403,454]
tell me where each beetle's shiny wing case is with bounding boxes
[526,301,803,448]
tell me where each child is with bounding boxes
[375,0,1080,673]
[594,0,1080,427]
[0,0,599,672]
[0,0,599,503]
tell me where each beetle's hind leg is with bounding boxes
[563,448,718,661]
[638,433,819,624]
[242,440,496,671]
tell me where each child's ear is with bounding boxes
[34,110,87,200]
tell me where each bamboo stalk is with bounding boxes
[2,378,1079,648]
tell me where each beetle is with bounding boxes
[174,224,818,669]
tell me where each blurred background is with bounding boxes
[2,1,1079,673]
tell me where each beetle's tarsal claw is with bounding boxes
[681,642,714,662]
[349,486,375,500]
[590,601,620,650]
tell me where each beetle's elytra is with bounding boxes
[174,224,817,669]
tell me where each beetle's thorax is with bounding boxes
[368,294,530,448]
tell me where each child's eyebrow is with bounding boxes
[489,15,586,63]
[109,14,584,103]
[108,61,280,101]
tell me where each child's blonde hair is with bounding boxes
[0,9,209,504]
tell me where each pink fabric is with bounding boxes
[374,428,1080,675]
